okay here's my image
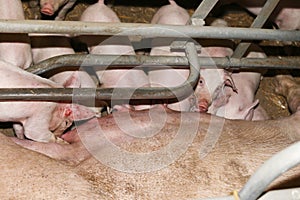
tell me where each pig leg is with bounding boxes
[13,123,25,139]
[12,118,100,165]
[12,135,89,165]
[12,115,135,165]
[23,114,60,143]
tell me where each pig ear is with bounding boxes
[59,104,96,121]
[223,72,238,93]
[242,99,259,120]
[63,71,81,88]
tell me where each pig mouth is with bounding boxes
[198,99,209,113]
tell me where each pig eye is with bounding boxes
[65,121,71,128]
[199,78,205,85]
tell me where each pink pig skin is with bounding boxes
[241,0,300,30]
[79,0,150,111]
[148,0,191,111]
[10,78,300,198]
[39,0,69,16]
[211,45,269,121]
[0,59,95,143]
[221,0,300,30]
[149,4,235,112]
[30,33,96,88]
[0,0,32,69]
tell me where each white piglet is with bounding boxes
[211,45,269,121]
[79,0,150,111]
[149,0,191,111]
[0,0,32,69]
[0,59,95,143]
[149,3,236,113]
[30,33,96,88]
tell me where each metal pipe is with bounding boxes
[188,0,219,25]
[0,45,201,104]
[0,20,299,41]
[191,0,219,20]
[27,54,300,76]
[184,42,201,86]
[232,0,280,58]
[55,0,77,21]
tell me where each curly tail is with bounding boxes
[168,0,177,6]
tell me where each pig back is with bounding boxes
[0,60,60,88]
[73,111,300,199]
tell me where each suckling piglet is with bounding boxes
[0,59,95,143]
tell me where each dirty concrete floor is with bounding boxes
[19,1,300,122]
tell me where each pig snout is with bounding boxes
[198,99,209,113]
[41,2,55,16]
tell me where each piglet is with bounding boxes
[0,0,32,69]
[30,33,96,88]
[149,6,236,113]
[0,59,95,143]
[79,0,150,111]
[148,0,192,111]
[196,19,236,113]
[210,45,269,121]
[39,0,69,16]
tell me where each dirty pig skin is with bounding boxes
[12,75,300,199]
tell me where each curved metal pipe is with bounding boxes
[0,44,201,105]
[27,54,300,77]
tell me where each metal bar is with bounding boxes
[0,49,201,105]
[184,42,201,86]
[190,0,219,20]
[232,0,280,58]
[55,0,77,21]
[0,20,299,41]
[27,54,300,76]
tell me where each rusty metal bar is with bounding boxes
[27,54,300,77]
[232,0,281,58]
[0,20,299,41]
